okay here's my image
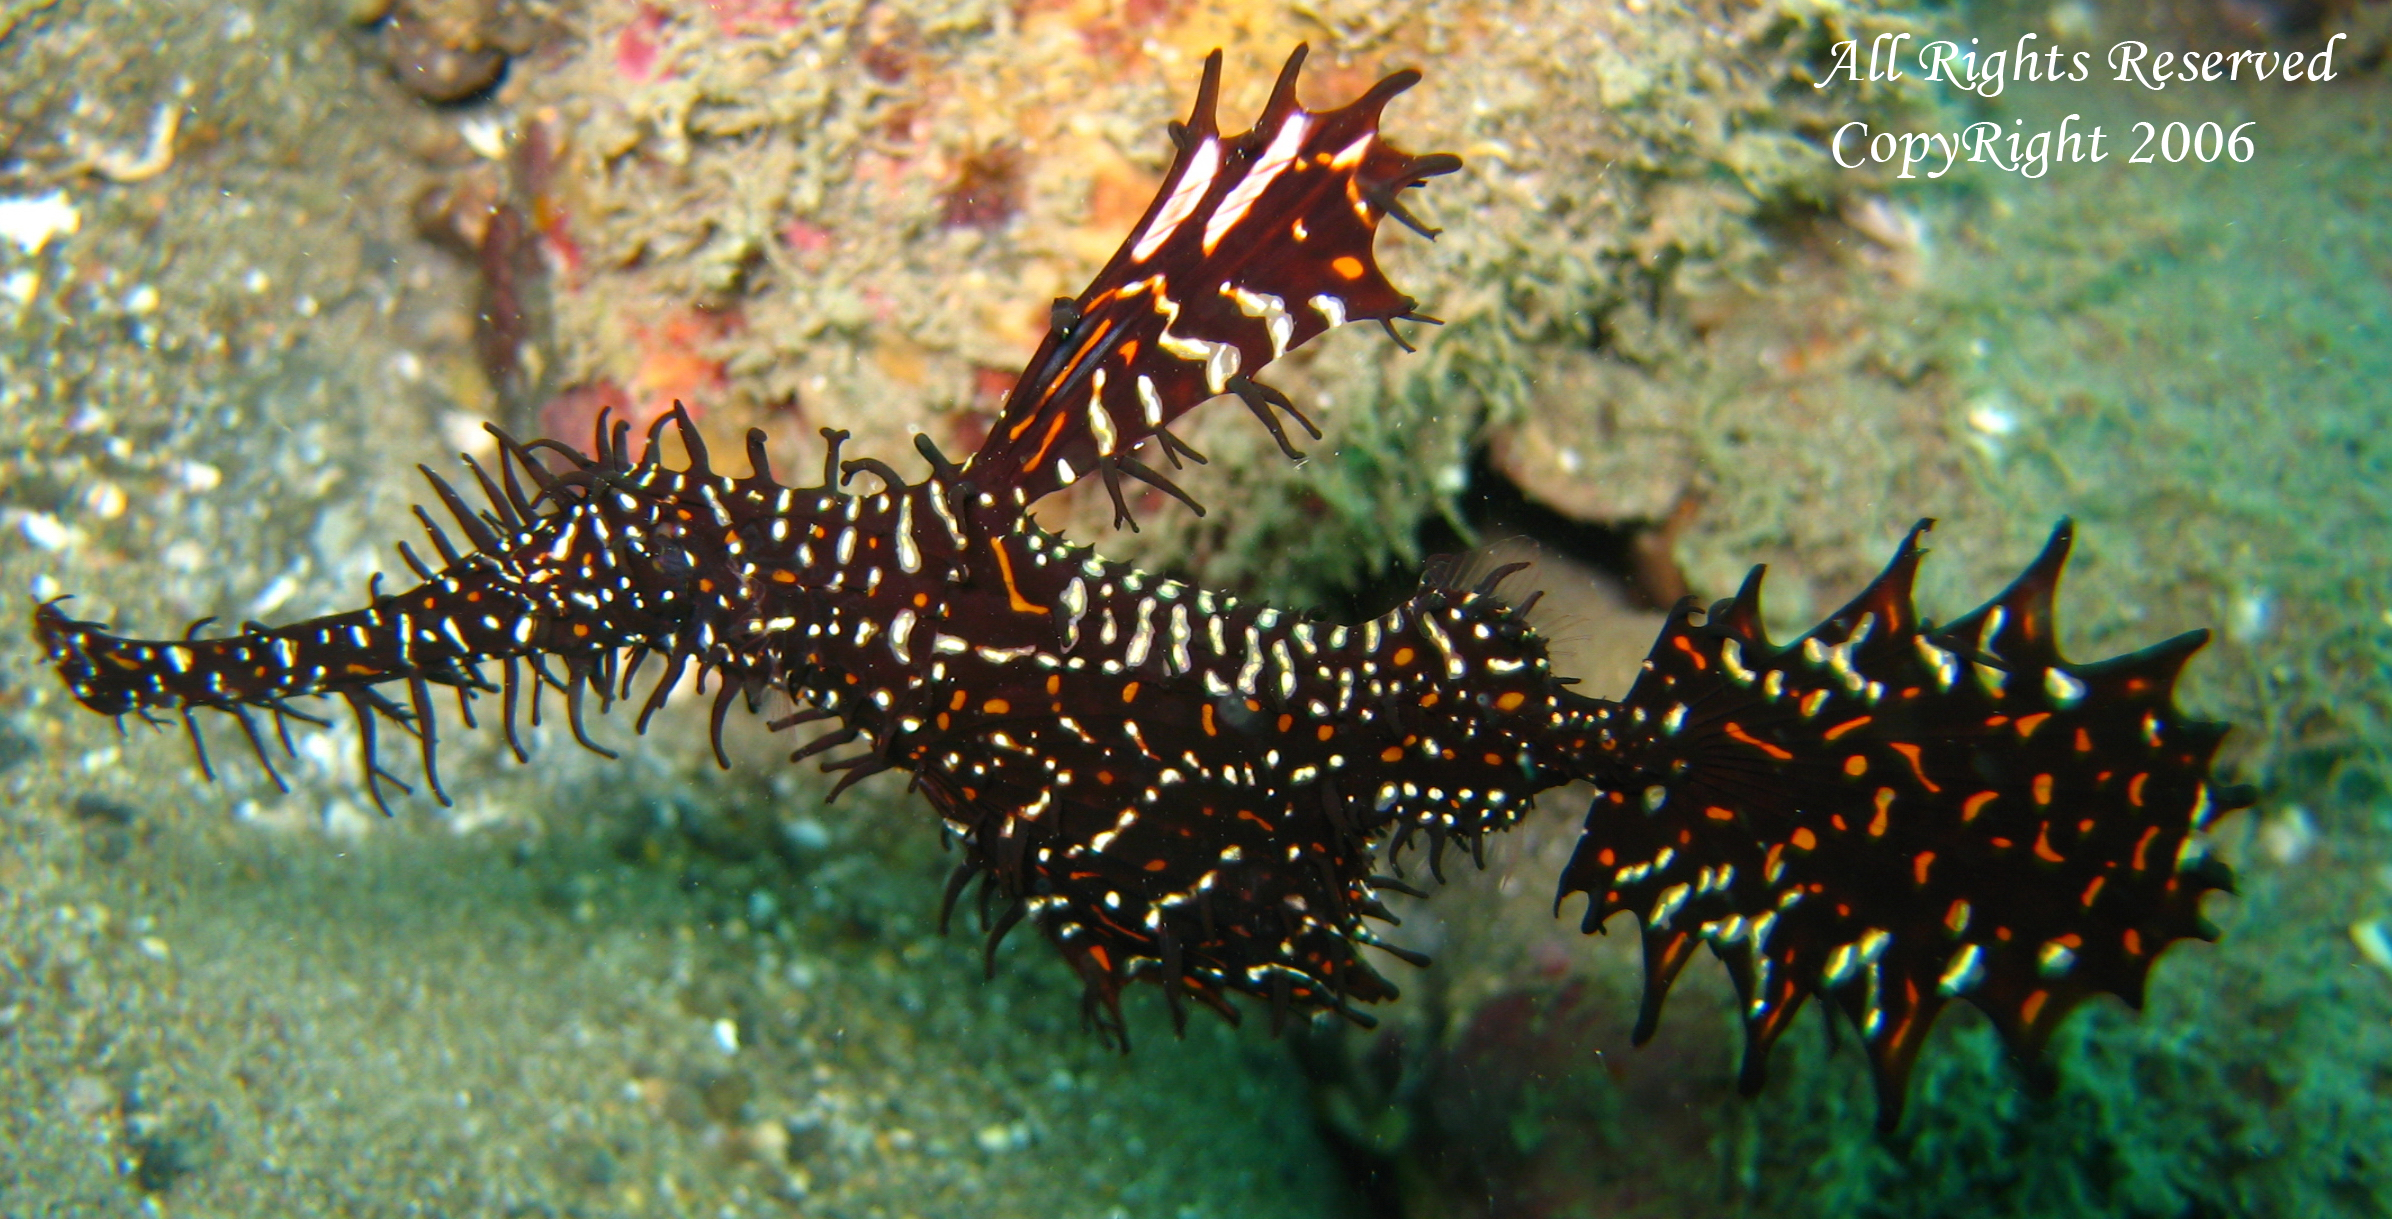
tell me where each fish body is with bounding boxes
[32,46,2245,1127]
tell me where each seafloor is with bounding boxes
[1,0,2388,1215]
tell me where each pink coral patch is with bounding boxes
[706,0,803,35]
[615,7,668,82]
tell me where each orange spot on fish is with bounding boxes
[1670,634,1708,669]
[1887,741,1939,791]
[2034,822,2065,862]
[1496,691,1526,712]
[1723,722,1793,760]
[1331,255,1364,279]
[989,538,1048,615]
[2131,825,2160,871]
[1824,715,1872,741]
[1791,827,1818,851]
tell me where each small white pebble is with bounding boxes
[2257,806,2315,865]
[459,115,509,160]
[138,936,170,960]
[122,284,158,315]
[975,1122,1030,1153]
[83,481,126,520]
[0,190,79,254]
[2229,588,2273,644]
[2,269,40,306]
[176,460,222,492]
[782,816,831,852]
[1966,398,2019,436]
[247,572,299,616]
[440,410,493,456]
[60,1073,115,1123]
[745,1119,788,1161]
[2353,920,2392,972]
[712,1017,740,1053]
[19,511,76,551]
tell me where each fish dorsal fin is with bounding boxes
[965,45,1458,528]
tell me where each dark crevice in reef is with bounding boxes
[1322,445,1685,626]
